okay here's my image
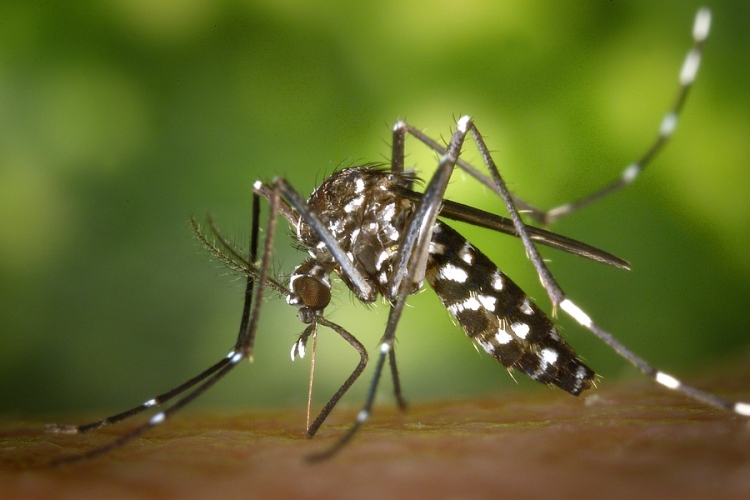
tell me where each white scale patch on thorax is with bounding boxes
[344,195,365,214]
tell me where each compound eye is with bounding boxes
[292,275,331,311]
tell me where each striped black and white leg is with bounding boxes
[48,184,285,465]
[516,8,712,226]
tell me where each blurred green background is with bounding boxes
[2,1,749,419]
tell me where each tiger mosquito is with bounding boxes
[49,7,749,464]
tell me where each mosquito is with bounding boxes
[49,7,747,465]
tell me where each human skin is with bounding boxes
[3,363,750,500]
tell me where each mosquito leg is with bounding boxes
[306,315,397,462]
[558,298,750,416]
[468,120,566,308]
[388,346,407,411]
[391,119,407,174]
[518,8,712,226]
[305,317,368,439]
[50,179,284,464]
[46,355,233,435]
[50,357,242,466]
[464,116,750,419]
[47,193,267,437]
[234,189,264,355]
[387,117,472,299]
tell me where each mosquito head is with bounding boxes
[287,259,332,324]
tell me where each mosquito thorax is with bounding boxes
[295,167,419,302]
